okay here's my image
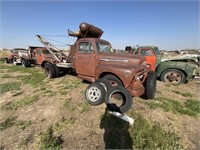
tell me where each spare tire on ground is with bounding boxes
[105,86,133,113]
[85,82,106,106]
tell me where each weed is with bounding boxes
[0,82,21,94]
[129,112,182,149]
[0,116,17,131]
[42,89,52,94]
[18,136,32,149]
[54,117,75,134]
[145,97,199,117]
[12,91,24,97]
[15,120,33,130]
[2,95,39,110]
[0,74,12,78]
[181,92,193,97]
[63,98,72,108]
[80,101,91,113]
[172,90,181,95]
[60,90,68,95]
[0,65,46,87]
[37,127,63,150]
[61,79,81,89]
[172,90,193,97]
[185,99,200,113]
[18,72,46,87]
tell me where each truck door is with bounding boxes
[74,42,96,77]
[138,48,156,71]
[35,49,44,65]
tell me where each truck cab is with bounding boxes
[135,46,161,71]
[71,38,151,97]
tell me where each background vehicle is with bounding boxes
[125,46,200,84]
[4,48,27,65]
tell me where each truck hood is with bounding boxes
[98,52,147,70]
[161,54,200,62]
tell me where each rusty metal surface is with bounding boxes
[68,22,103,39]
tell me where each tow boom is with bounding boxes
[36,35,62,62]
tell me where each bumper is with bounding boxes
[126,69,148,97]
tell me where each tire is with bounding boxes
[161,69,186,84]
[52,64,60,77]
[95,78,112,92]
[85,82,106,106]
[4,58,9,63]
[44,63,56,78]
[26,60,31,67]
[21,59,28,67]
[103,74,123,86]
[105,86,133,113]
[144,71,157,99]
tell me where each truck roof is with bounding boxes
[28,46,47,49]
[138,46,158,49]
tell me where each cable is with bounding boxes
[40,35,68,37]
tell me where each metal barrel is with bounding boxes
[79,22,103,38]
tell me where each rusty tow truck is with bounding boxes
[21,22,156,112]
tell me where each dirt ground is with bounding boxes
[0,63,199,149]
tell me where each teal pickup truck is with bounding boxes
[125,46,200,84]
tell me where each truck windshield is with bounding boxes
[96,42,113,53]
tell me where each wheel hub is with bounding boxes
[87,87,101,102]
[166,72,181,83]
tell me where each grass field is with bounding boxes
[0,60,199,149]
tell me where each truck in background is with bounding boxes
[125,46,200,84]
[4,48,27,65]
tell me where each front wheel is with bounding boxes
[161,69,186,84]
[144,71,157,99]
[103,74,123,86]
[44,63,56,78]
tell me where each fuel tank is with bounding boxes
[79,22,103,38]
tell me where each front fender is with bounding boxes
[156,61,197,78]
[96,65,135,87]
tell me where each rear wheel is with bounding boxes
[44,63,56,78]
[144,71,157,99]
[21,59,28,67]
[105,86,133,113]
[4,58,9,63]
[161,69,186,84]
[52,64,60,77]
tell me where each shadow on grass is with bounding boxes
[100,110,133,149]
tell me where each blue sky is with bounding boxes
[0,0,199,50]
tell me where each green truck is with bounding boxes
[125,46,200,84]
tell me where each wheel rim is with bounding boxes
[164,71,181,83]
[108,90,126,107]
[87,86,101,102]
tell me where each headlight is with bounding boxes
[141,61,147,65]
